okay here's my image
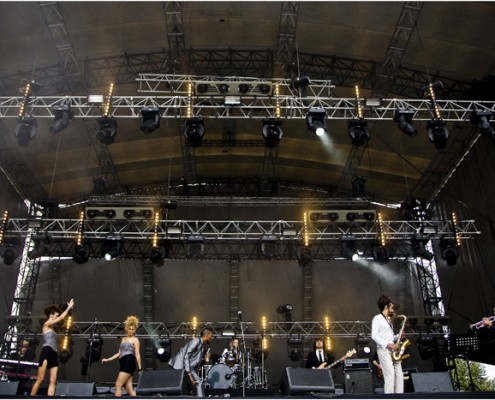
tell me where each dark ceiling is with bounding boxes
[0,1,494,208]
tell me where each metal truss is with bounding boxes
[1,92,493,122]
[274,2,300,78]
[163,1,187,74]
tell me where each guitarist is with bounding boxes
[305,337,354,369]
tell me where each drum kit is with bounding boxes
[200,351,266,389]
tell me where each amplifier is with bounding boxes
[344,358,370,370]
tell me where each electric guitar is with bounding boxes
[321,348,357,369]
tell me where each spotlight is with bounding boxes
[261,118,283,148]
[470,110,495,138]
[73,243,90,264]
[372,244,389,264]
[50,105,72,134]
[427,119,449,151]
[276,304,293,322]
[296,245,313,267]
[394,109,417,137]
[306,107,327,136]
[238,83,250,94]
[217,83,229,94]
[196,83,209,94]
[140,106,161,134]
[439,237,458,266]
[27,236,50,259]
[258,84,271,95]
[348,119,370,146]
[184,117,205,148]
[155,338,172,362]
[355,334,372,358]
[101,236,123,261]
[287,337,303,362]
[0,243,20,265]
[260,235,278,259]
[15,117,37,147]
[186,235,204,258]
[289,76,311,90]
[411,234,433,261]
[340,235,359,261]
[147,246,166,266]
[96,117,117,145]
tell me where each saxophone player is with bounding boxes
[371,295,404,394]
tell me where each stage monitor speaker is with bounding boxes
[280,367,335,396]
[343,369,373,394]
[136,369,188,395]
[55,382,95,396]
[0,382,19,395]
[411,372,453,392]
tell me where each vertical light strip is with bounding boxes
[103,83,114,117]
[452,212,461,247]
[18,83,31,118]
[153,211,160,248]
[355,85,364,120]
[303,211,309,247]
[378,212,386,247]
[0,210,8,244]
[76,211,84,247]
[274,84,281,119]
[187,83,193,118]
[427,83,442,120]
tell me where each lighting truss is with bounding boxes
[0,75,493,120]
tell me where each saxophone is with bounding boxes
[392,314,410,361]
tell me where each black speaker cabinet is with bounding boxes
[280,367,335,396]
[55,382,95,396]
[343,369,373,394]
[136,369,188,395]
[0,382,19,395]
[411,372,454,392]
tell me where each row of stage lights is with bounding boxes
[0,207,461,266]
[13,79,495,149]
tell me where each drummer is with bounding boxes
[221,337,240,366]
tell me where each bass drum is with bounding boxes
[207,363,234,389]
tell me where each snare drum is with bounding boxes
[207,363,235,389]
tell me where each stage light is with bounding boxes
[217,83,229,94]
[92,177,106,195]
[427,119,449,151]
[15,117,37,147]
[258,84,271,95]
[439,237,459,266]
[259,235,277,259]
[186,235,204,258]
[287,337,303,362]
[238,83,250,94]
[355,333,371,358]
[140,106,161,134]
[348,119,370,146]
[306,107,327,136]
[411,234,433,261]
[184,117,205,148]
[96,117,117,145]
[470,110,495,138]
[196,83,209,94]
[289,76,311,90]
[102,235,123,261]
[147,246,166,266]
[261,118,283,148]
[27,236,50,259]
[0,244,20,265]
[340,235,359,261]
[155,338,172,362]
[352,176,366,197]
[276,304,293,322]
[73,243,90,264]
[50,105,72,134]
[296,245,313,267]
[394,109,417,137]
[372,243,389,264]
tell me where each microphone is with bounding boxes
[238,310,242,321]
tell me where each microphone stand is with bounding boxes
[85,318,97,382]
[238,312,246,397]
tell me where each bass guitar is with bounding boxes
[321,348,357,369]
